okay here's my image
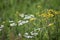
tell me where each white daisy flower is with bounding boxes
[24,32,33,38]
[18,23,23,26]
[18,20,29,26]
[24,14,35,20]
[9,20,14,23]
[34,28,41,31]
[24,15,29,17]
[30,31,38,36]
[30,15,35,17]
[22,20,29,23]
[19,14,24,18]
[18,33,21,37]
[24,16,31,19]
[0,25,4,29]
[18,21,26,26]
[21,21,26,24]
[10,23,17,26]
[24,35,33,38]
[25,20,29,23]
[24,32,29,36]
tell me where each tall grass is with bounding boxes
[0,0,60,40]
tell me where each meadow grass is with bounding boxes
[0,0,60,40]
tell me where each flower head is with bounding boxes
[10,23,17,26]
[0,25,4,29]
[19,14,25,18]
[30,31,38,36]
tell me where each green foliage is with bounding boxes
[0,0,60,40]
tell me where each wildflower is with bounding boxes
[18,20,23,26]
[24,15,31,19]
[10,23,17,26]
[24,32,33,39]
[29,18,36,21]
[47,12,54,17]
[24,35,33,38]
[18,23,23,26]
[25,20,29,23]
[30,15,35,18]
[9,20,14,23]
[25,15,29,17]
[24,32,33,38]
[41,13,54,18]
[0,25,4,31]
[24,32,29,36]
[48,9,54,12]
[24,14,35,20]
[0,25,4,29]
[1,25,4,27]
[24,17,31,19]
[30,31,38,36]
[21,21,27,24]
[34,28,41,31]
[19,14,25,18]
[41,13,47,18]
[18,33,21,37]
[18,20,29,26]
[48,23,54,26]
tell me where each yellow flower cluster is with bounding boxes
[40,9,56,18]
[36,9,60,19]
[41,13,54,18]
[48,9,60,15]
